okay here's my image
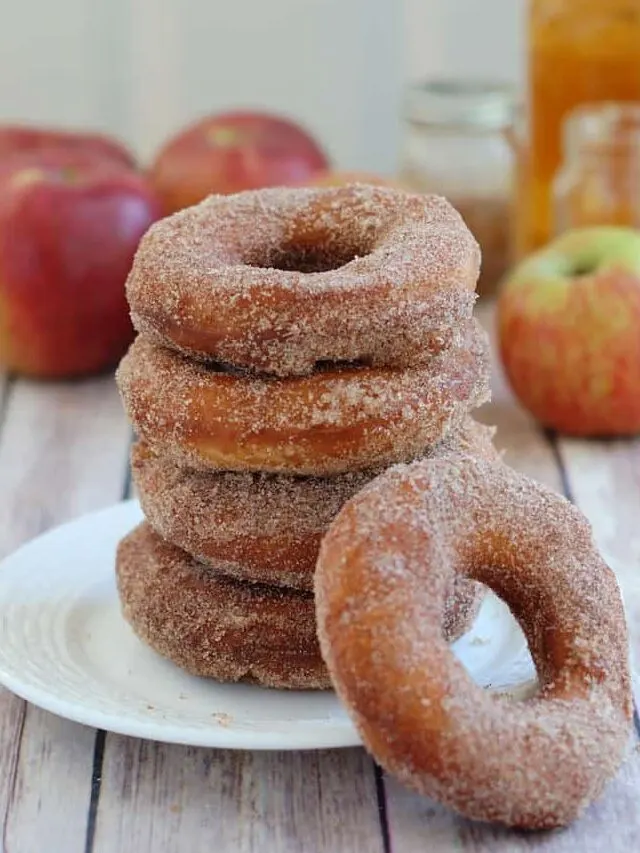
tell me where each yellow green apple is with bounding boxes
[498,227,640,436]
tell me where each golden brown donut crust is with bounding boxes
[131,417,499,590]
[315,454,633,828]
[116,524,483,690]
[126,184,481,376]
[116,322,490,476]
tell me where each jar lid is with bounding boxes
[404,79,516,130]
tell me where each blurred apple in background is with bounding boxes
[0,150,161,378]
[0,125,136,169]
[498,226,640,436]
[150,110,329,214]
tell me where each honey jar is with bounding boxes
[517,0,640,256]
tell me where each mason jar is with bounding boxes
[400,80,516,297]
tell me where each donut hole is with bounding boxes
[451,586,538,701]
[245,238,371,274]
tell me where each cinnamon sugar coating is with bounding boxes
[132,418,499,590]
[126,184,480,377]
[117,523,328,689]
[116,321,490,476]
[315,454,633,829]
[116,523,482,689]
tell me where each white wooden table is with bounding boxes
[0,304,639,852]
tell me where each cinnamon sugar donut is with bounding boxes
[126,184,481,376]
[315,454,633,828]
[132,418,499,590]
[116,523,482,689]
[117,523,327,689]
[116,322,490,476]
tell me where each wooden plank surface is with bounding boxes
[557,438,640,662]
[93,742,383,853]
[0,376,131,853]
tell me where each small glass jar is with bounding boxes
[553,102,640,233]
[400,80,516,297]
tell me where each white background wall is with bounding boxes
[406,0,524,86]
[0,0,525,171]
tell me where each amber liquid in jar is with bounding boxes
[518,0,640,255]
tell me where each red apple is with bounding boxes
[498,226,640,436]
[0,151,161,378]
[150,110,329,214]
[0,124,136,169]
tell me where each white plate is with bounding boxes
[0,501,536,750]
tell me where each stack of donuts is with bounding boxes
[115,183,493,689]
[114,183,634,830]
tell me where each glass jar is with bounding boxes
[400,80,515,297]
[554,103,640,233]
[517,0,640,255]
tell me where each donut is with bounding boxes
[116,321,490,476]
[131,418,499,590]
[315,454,633,829]
[117,523,327,689]
[116,523,483,689]
[125,184,481,376]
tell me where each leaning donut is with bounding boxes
[117,322,489,475]
[126,184,481,376]
[131,418,499,590]
[315,454,633,828]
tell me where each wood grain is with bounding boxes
[557,438,640,662]
[382,753,640,852]
[0,378,130,555]
[0,376,131,853]
[92,742,383,853]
